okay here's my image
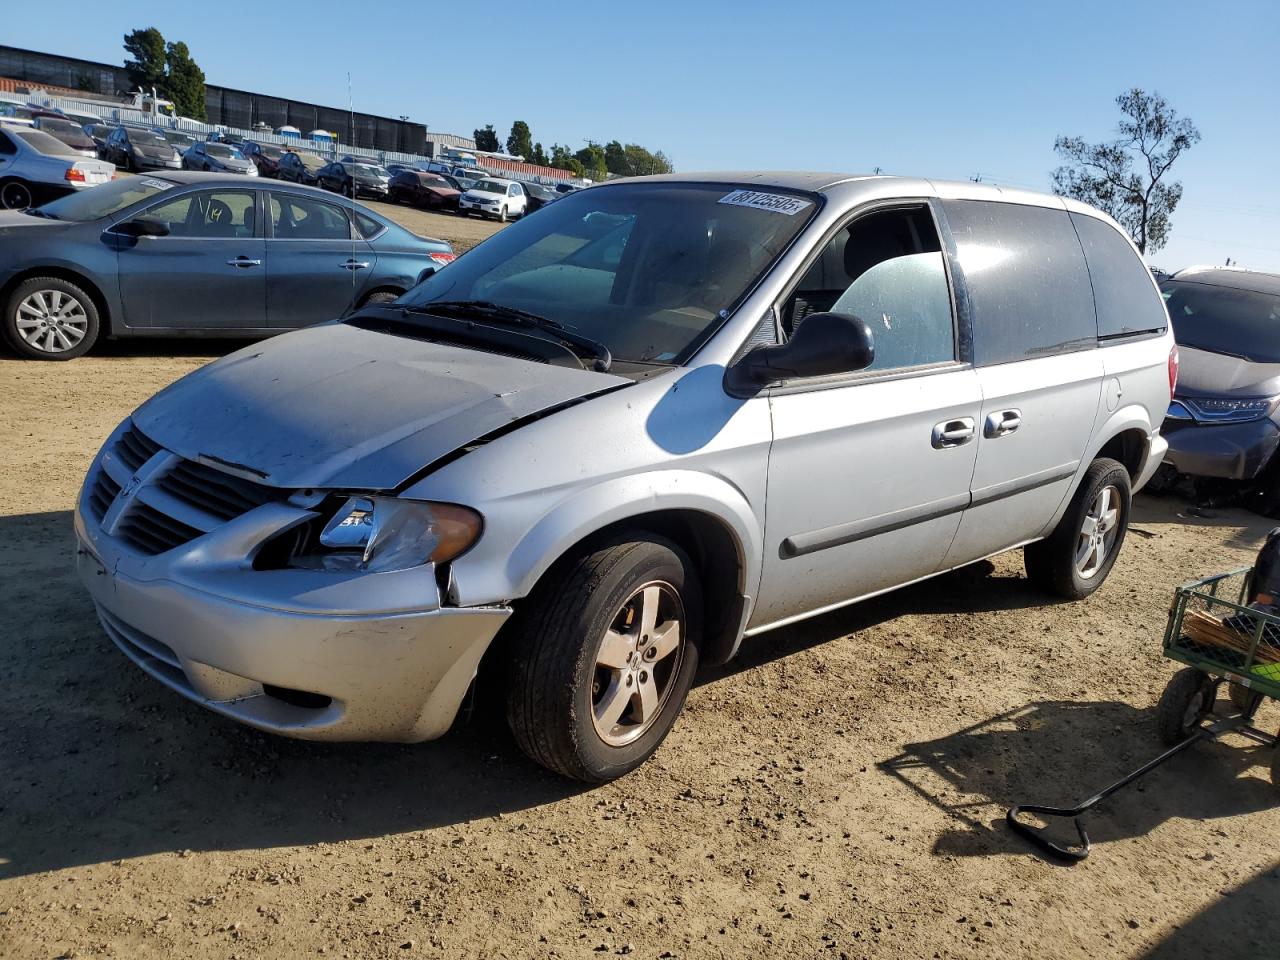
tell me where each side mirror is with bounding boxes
[115,218,170,238]
[726,312,874,394]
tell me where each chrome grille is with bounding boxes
[90,420,285,556]
[157,459,277,522]
[115,422,161,473]
[116,500,204,555]
[88,470,121,521]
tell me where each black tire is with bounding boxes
[3,276,101,360]
[0,178,34,210]
[361,290,400,307]
[505,535,702,782]
[1025,457,1131,600]
[498,205,508,223]
[1156,668,1214,746]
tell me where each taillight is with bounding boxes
[1168,343,1180,395]
[429,252,456,267]
[64,167,86,183]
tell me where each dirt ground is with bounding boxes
[2,206,1280,958]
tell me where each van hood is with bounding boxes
[1176,345,1280,399]
[132,322,628,490]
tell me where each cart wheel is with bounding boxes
[1228,683,1264,716]
[1156,668,1214,746]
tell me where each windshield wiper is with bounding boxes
[412,300,612,372]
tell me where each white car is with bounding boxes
[0,124,114,210]
[458,177,527,221]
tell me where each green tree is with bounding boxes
[529,141,549,167]
[122,27,166,92]
[164,41,206,120]
[604,140,629,176]
[622,144,672,176]
[574,142,608,182]
[473,124,500,152]
[549,144,585,177]
[506,120,533,160]
[1052,88,1200,254]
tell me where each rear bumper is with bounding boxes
[1160,418,1280,480]
[1134,433,1170,492]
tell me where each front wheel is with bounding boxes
[1156,668,1214,746]
[3,276,100,359]
[498,205,508,222]
[505,535,702,782]
[1025,458,1131,600]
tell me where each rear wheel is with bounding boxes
[360,290,400,307]
[1025,458,1131,600]
[3,276,100,360]
[0,179,34,210]
[506,535,701,782]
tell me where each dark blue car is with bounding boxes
[0,172,455,359]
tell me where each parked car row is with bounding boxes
[0,122,115,209]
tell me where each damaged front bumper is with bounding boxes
[75,477,510,743]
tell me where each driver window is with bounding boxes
[143,190,256,239]
[784,206,955,372]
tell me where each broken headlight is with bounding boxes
[290,497,482,573]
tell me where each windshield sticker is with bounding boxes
[718,189,812,216]
[139,177,174,191]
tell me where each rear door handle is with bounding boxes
[984,409,1022,438]
[341,259,371,270]
[932,417,976,449]
[226,257,262,268]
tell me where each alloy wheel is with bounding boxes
[15,289,89,354]
[590,581,685,747]
[1075,484,1121,579]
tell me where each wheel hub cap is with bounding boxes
[1074,484,1121,580]
[15,290,88,353]
[590,581,684,747]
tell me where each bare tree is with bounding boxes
[1052,89,1200,254]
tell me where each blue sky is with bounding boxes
[11,0,1280,270]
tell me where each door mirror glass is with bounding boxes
[115,218,170,238]
[727,312,875,394]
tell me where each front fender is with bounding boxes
[448,469,763,610]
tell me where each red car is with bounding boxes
[242,140,287,177]
[388,170,461,212]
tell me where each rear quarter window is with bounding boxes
[941,199,1096,366]
[1069,212,1167,337]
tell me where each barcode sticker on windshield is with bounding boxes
[139,177,174,190]
[718,189,812,216]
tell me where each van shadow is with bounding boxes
[880,699,1279,861]
[0,510,585,881]
[704,558,1052,683]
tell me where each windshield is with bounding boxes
[347,163,387,177]
[37,176,175,222]
[397,182,818,364]
[161,130,196,147]
[256,143,284,158]
[206,143,243,159]
[40,118,85,137]
[422,176,452,188]
[471,180,507,193]
[295,152,324,169]
[1163,280,1280,363]
[130,130,168,146]
[14,128,81,157]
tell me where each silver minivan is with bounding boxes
[75,173,1175,782]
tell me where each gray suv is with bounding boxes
[75,173,1174,781]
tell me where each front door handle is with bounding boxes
[932,417,976,449]
[984,409,1022,438]
[341,259,370,270]
[226,257,262,268]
